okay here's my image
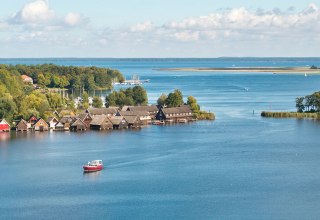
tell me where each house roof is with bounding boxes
[55,122,64,127]
[17,119,28,126]
[118,110,150,117]
[47,117,58,123]
[0,119,10,126]
[162,106,192,115]
[59,117,76,124]
[77,113,92,121]
[59,110,75,117]
[71,118,87,127]
[86,107,117,116]
[21,75,32,80]
[90,115,110,126]
[123,116,139,124]
[34,118,49,127]
[110,116,126,125]
[127,105,159,113]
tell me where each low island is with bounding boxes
[157,65,320,74]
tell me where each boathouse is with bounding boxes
[47,117,59,130]
[156,106,193,123]
[76,113,92,128]
[16,119,29,132]
[70,119,87,131]
[110,116,128,130]
[28,115,38,127]
[123,105,159,119]
[58,117,76,131]
[117,110,151,125]
[34,118,49,131]
[90,115,113,130]
[0,119,10,132]
[86,107,117,117]
[123,116,141,128]
[54,122,65,131]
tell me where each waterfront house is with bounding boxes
[54,122,65,131]
[34,118,49,131]
[28,115,38,127]
[70,119,87,131]
[110,116,128,130]
[76,113,92,128]
[21,75,33,84]
[156,106,193,123]
[47,117,59,130]
[123,116,141,128]
[116,110,151,125]
[16,119,30,132]
[57,117,76,131]
[90,115,113,130]
[86,107,117,117]
[0,119,10,132]
[124,105,159,119]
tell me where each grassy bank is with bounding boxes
[194,111,215,120]
[261,111,320,119]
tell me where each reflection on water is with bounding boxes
[0,132,10,143]
[83,170,102,181]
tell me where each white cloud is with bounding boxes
[64,13,82,26]
[130,21,153,32]
[9,0,54,25]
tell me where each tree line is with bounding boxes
[0,64,125,90]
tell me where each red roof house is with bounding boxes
[0,119,10,132]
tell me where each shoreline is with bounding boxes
[156,67,320,74]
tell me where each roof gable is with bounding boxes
[34,118,48,127]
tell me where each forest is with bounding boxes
[0,64,125,123]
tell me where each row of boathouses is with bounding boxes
[0,105,195,132]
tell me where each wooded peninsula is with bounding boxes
[0,64,214,131]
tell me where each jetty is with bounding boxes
[113,74,150,86]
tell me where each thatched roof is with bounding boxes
[123,116,139,124]
[77,113,92,121]
[162,106,192,115]
[110,116,126,125]
[59,117,76,124]
[90,115,110,126]
[127,105,159,113]
[71,118,86,127]
[118,110,150,117]
[47,117,58,123]
[86,108,117,116]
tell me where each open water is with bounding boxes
[1,58,320,219]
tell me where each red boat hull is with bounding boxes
[83,165,103,172]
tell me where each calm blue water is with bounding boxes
[1,58,320,220]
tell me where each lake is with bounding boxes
[1,58,320,220]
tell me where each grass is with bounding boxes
[261,111,320,119]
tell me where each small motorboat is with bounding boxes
[83,160,103,172]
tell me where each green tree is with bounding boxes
[92,96,103,108]
[157,93,167,106]
[295,97,305,113]
[187,96,200,113]
[132,86,148,105]
[46,93,65,109]
[165,89,184,107]
[59,76,70,88]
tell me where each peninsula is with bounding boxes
[157,67,320,74]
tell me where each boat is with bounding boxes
[83,160,103,172]
[152,120,165,125]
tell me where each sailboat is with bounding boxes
[305,73,308,77]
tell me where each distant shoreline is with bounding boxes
[156,67,320,74]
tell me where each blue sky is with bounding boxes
[1,0,320,57]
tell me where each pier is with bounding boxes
[113,74,150,86]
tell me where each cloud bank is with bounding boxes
[1,1,320,57]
